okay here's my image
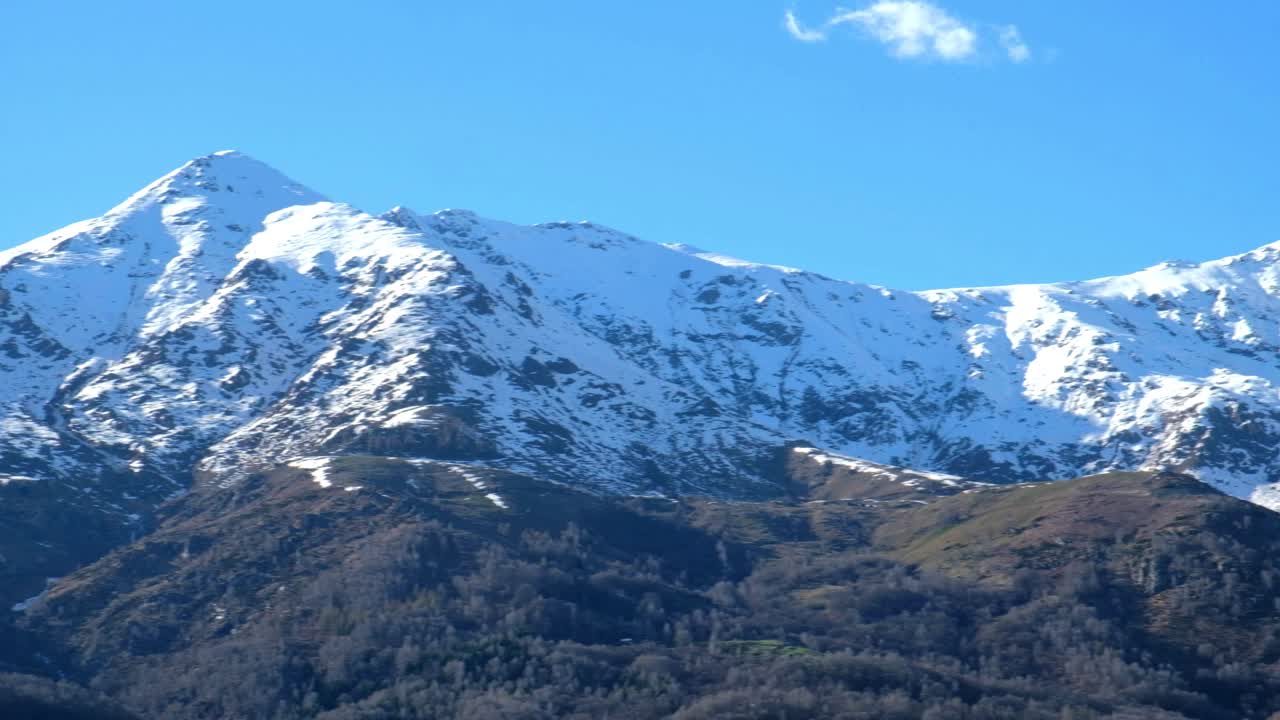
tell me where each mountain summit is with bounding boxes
[4,151,1280,602]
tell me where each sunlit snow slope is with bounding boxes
[4,151,1280,517]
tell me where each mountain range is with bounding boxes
[5,151,1280,719]
[5,150,1280,501]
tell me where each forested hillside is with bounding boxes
[6,460,1279,719]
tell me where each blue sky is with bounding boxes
[1,1,1278,289]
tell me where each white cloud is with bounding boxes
[999,25,1031,63]
[783,2,1030,64]
[784,10,826,42]
[830,2,976,60]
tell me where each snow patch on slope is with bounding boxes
[793,447,966,487]
[11,578,60,613]
[288,457,333,488]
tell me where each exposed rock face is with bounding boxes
[5,151,1280,601]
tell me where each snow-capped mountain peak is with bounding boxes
[105,149,322,218]
[4,152,1280,523]
[1,152,326,351]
